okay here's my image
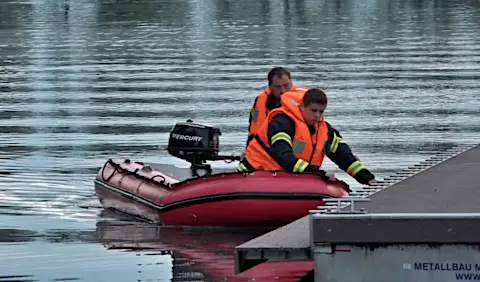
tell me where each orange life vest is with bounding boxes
[244,91,329,172]
[248,85,309,137]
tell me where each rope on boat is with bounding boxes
[100,159,170,189]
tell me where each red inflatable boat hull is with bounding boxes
[94,159,350,227]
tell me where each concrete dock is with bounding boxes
[235,143,480,281]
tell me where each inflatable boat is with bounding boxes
[94,119,351,227]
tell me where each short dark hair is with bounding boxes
[302,88,327,107]
[267,67,291,86]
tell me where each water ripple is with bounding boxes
[1,0,480,281]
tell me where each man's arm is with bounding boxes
[245,96,260,148]
[324,122,375,185]
[267,114,324,173]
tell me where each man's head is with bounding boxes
[268,67,293,99]
[299,88,328,125]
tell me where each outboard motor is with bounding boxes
[167,119,239,176]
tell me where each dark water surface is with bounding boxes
[1,0,479,280]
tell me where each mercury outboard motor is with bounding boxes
[167,119,240,176]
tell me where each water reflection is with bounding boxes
[96,214,262,281]
[0,228,38,243]
[1,0,480,281]
[96,211,314,281]
[0,210,279,281]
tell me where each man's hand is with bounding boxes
[367,179,377,186]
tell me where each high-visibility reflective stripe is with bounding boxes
[288,99,299,106]
[236,163,248,172]
[330,132,345,153]
[295,87,309,91]
[346,160,365,176]
[271,132,293,147]
[293,159,309,172]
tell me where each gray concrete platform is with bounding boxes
[313,243,480,282]
[234,143,480,274]
[311,211,480,282]
[342,143,480,213]
[311,212,480,244]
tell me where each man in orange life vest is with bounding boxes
[237,88,377,186]
[245,67,309,147]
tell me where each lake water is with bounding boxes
[1,0,479,281]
